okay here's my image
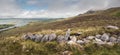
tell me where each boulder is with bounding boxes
[106,25,119,29]
[117,37,120,43]
[48,33,57,41]
[35,34,43,42]
[76,40,85,45]
[65,29,71,41]
[41,34,49,42]
[70,36,77,42]
[106,42,114,46]
[95,34,101,39]
[57,35,65,43]
[95,38,102,42]
[94,38,106,45]
[101,33,109,41]
[22,34,30,40]
[83,38,91,44]
[24,33,36,41]
[30,34,37,41]
[86,36,95,40]
[67,41,76,45]
[109,37,117,43]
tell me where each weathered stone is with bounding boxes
[30,34,37,41]
[25,33,36,41]
[76,40,85,45]
[106,25,119,29]
[22,34,30,40]
[109,37,117,43]
[35,34,43,42]
[65,29,71,41]
[95,38,102,42]
[83,38,90,44]
[95,34,101,39]
[48,33,57,41]
[117,37,120,43]
[86,36,95,40]
[101,33,109,41]
[57,35,65,43]
[70,36,77,42]
[94,38,106,45]
[106,42,114,46]
[41,34,49,42]
[67,41,76,45]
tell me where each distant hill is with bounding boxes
[0,7,120,37]
[82,7,120,17]
[0,7,120,55]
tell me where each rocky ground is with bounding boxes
[22,25,120,47]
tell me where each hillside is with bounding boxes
[0,7,120,55]
[0,7,120,37]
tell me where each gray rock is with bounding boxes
[70,36,77,42]
[67,41,76,45]
[86,36,95,40]
[95,34,101,39]
[41,34,49,42]
[65,29,71,41]
[109,37,117,43]
[76,40,85,45]
[35,34,43,42]
[101,33,109,41]
[48,33,57,41]
[57,35,65,43]
[30,34,37,41]
[83,38,90,44]
[24,33,36,41]
[22,34,30,40]
[95,38,102,42]
[106,25,119,29]
[106,42,114,46]
[94,38,106,45]
[117,37,120,43]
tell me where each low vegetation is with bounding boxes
[0,24,14,29]
[0,7,120,55]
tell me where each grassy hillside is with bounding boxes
[0,15,119,37]
[0,7,120,55]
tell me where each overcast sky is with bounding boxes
[0,0,120,18]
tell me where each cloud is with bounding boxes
[0,0,23,18]
[0,0,120,18]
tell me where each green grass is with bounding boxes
[0,7,120,55]
[0,36,120,55]
[0,24,14,29]
[114,12,120,17]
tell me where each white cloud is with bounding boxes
[0,0,120,18]
[15,10,79,18]
[26,0,38,5]
[0,0,23,18]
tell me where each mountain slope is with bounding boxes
[0,7,120,55]
[0,7,120,37]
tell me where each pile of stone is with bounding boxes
[77,33,120,46]
[22,28,120,46]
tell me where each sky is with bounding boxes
[0,0,120,18]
